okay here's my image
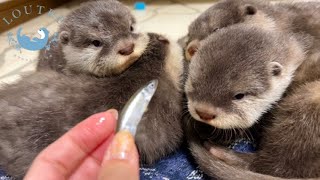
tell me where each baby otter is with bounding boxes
[183,0,272,60]
[188,80,320,179]
[183,0,320,64]
[182,1,320,178]
[37,0,147,77]
[183,24,320,179]
[185,24,305,130]
[0,33,184,179]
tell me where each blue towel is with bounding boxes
[1,139,255,179]
[0,169,10,180]
[140,147,210,180]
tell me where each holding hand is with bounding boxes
[24,109,139,180]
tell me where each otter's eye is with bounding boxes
[234,93,245,100]
[92,40,102,47]
[212,28,220,33]
[130,25,134,32]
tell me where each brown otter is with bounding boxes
[184,23,320,179]
[0,33,184,179]
[37,0,147,77]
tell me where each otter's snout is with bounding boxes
[118,43,135,56]
[195,108,216,121]
[188,101,220,123]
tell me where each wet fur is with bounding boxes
[0,34,184,179]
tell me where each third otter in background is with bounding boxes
[183,0,320,81]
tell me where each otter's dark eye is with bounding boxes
[92,40,102,47]
[212,28,219,32]
[130,26,134,32]
[234,93,245,100]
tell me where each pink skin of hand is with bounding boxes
[24,109,139,180]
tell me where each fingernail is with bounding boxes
[104,131,135,162]
[107,109,118,120]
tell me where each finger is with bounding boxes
[69,134,114,180]
[24,109,118,180]
[99,160,139,180]
[98,131,139,180]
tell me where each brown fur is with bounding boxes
[250,81,320,178]
[185,24,305,129]
[190,81,320,179]
[183,0,320,72]
[37,0,147,77]
[0,33,184,179]
[185,122,286,180]
[183,21,320,179]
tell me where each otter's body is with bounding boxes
[183,23,320,179]
[182,0,320,179]
[0,34,184,179]
[187,81,320,179]
[249,81,320,178]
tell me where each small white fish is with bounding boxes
[116,80,158,135]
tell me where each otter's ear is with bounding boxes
[269,62,283,76]
[244,5,257,15]
[186,39,200,61]
[59,31,70,45]
[158,35,170,44]
[178,35,189,49]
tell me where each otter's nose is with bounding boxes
[119,43,134,56]
[196,109,216,121]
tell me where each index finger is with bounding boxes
[24,109,118,180]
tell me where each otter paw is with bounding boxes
[204,142,252,169]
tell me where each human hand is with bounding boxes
[24,109,139,180]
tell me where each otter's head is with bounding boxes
[185,0,273,61]
[185,25,305,129]
[58,0,149,77]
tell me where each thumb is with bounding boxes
[98,131,139,180]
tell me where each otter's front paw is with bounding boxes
[204,142,254,169]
